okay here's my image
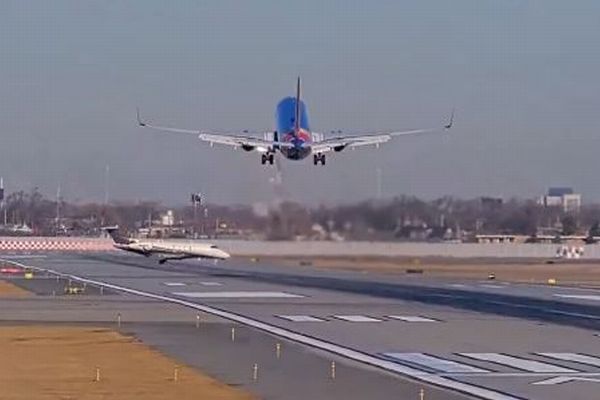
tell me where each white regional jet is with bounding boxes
[105,227,230,264]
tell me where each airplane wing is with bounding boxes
[310,111,454,153]
[136,109,294,151]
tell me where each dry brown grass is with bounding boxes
[0,326,254,400]
[261,256,600,286]
[0,280,31,297]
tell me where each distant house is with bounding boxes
[480,197,503,210]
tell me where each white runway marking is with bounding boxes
[385,353,491,374]
[332,315,382,322]
[8,259,524,400]
[172,291,304,299]
[163,282,186,287]
[387,316,437,323]
[537,353,600,368]
[277,315,325,322]
[199,281,222,286]
[480,284,505,289]
[554,294,600,302]
[459,353,579,373]
[532,376,600,385]
[546,309,600,320]
[448,284,468,288]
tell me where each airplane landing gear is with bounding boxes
[261,153,274,165]
[313,153,326,165]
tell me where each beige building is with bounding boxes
[538,187,581,213]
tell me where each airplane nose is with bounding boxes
[218,249,231,259]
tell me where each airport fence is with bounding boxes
[0,237,598,259]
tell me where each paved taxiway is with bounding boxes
[7,253,600,400]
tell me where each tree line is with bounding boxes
[1,189,597,240]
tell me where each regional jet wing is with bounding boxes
[137,109,294,151]
[310,111,454,153]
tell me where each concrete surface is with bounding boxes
[4,252,600,399]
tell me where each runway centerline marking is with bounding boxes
[172,291,304,299]
[199,281,222,286]
[5,259,525,400]
[459,353,579,373]
[332,315,382,322]
[545,309,600,320]
[163,282,186,287]
[554,294,600,302]
[387,315,437,323]
[277,315,325,322]
[448,284,468,288]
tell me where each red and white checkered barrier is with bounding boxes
[0,237,114,253]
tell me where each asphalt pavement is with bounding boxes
[3,252,600,400]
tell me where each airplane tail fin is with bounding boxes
[102,226,132,245]
[294,76,301,136]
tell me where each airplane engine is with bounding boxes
[241,144,255,152]
[333,145,347,152]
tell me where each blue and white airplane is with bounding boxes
[138,78,453,165]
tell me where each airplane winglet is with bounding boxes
[136,107,146,127]
[444,108,455,130]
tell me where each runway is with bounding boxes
[8,253,600,400]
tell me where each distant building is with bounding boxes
[480,197,503,211]
[160,210,175,226]
[538,187,581,213]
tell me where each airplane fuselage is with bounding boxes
[276,97,312,160]
[112,240,230,263]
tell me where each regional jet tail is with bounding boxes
[103,227,230,264]
[137,77,453,165]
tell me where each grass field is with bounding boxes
[0,280,31,297]
[0,326,254,400]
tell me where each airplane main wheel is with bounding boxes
[313,154,318,165]
[261,154,267,165]
[321,155,326,165]
[268,154,274,164]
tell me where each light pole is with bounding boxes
[55,185,61,235]
[0,177,5,226]
[191,193,203,238]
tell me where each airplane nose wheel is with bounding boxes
[313,153,326,165]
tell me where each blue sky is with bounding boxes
[1,1,599,205]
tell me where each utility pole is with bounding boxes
[0,177,5,226]
[376,167,382,199]
[104,164,110,205]
[203,207,208,237]
[191,193,202,239]
[55,185,61,234]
